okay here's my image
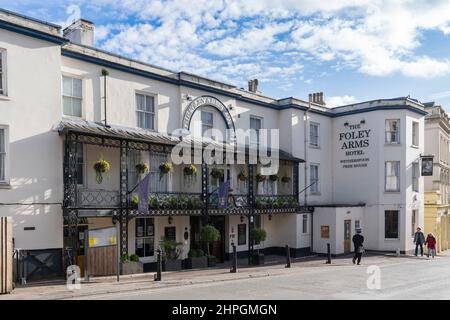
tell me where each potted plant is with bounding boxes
[159,162,173,179]
[136,163,149,176]
[120,253,143,275]
[269,174,279,182]
[200,225,221,267]
[237,169,248,182]
[183,164,197,176]
[160,237,183,271]
[93,159,110,184]
[251,228,267,265]
[281,176,291,183]
[185,249,208,269]
[210,168,224,180]
[255,173,266,183]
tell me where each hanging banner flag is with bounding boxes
[218,180,231,209]
[421,156,434,176]
[138,173,151,214]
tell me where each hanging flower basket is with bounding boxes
[135,163,149,175]
[255,173,266,183]
[183,164,197,176]
[281,176,291,183]
[269,174,279,182]
[210,168,224,180]
[237,169,248,182]
[159,162,173,179]
[93,159,110,184]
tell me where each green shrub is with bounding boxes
[200,225,220,256]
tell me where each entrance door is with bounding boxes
[209,216,225,263]
[344,220,351,254]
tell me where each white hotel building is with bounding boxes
[0,9,427,278]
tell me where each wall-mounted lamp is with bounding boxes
[268,214,272,221]
[184,94,192,101]
[184,227,189,240]
[360,119,366,124]
[228,104,233,110]
[240,215,245,223]
[344,122,349,126]
[168,216,173,225]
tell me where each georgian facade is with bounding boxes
[0,9,429,279]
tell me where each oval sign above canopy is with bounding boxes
[182,96,236,139]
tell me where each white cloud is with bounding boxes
[326,95,358,107]
[56,0,450,92]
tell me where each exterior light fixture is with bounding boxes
[268,214,272,221]
[360,119,366,124]
[168,216,173,225]
[344,122,349,126]
[240,215,244,223]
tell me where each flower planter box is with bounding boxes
[185,256,208,269]
[207,256,217,267]
[121,261,143,275]
[252,253,265,265]
[164,259,183,271]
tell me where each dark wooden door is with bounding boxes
[344,220,351,254]
[209,216,225,262]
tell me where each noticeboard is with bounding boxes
[88,227,117,248]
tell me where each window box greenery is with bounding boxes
[269,174,279,182]
[251,228,267,265]
[200,225,220,267]
[160,237,183,271]
[185,249,208,269]
[93,159,110,184]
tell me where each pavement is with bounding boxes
[1,252,449,300]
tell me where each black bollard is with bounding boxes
[326,243,331,264]
[285,245,291,268]
[230,244,237,273]
[154,248,162,281]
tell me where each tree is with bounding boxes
[200,225,220,256]
[251,228,267,255]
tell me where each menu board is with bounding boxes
[88,227,117,248]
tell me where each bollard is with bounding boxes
[326,243,331,264]
[154,248,162,281]
[230,244,237,273]
[285,245,291,268]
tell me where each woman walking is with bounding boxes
[425,233,437,258]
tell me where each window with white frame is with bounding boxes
[0,49,6,96]
[136,93,155,130]
[149,153,168,193]
[385,161,400,192]
[0,127,7,182]
[62,76,82,117]
[385,119,400,144]
[412,121,419,146]
[412,162,419,192]
[135,217,154,257]
[310,164,319,193]
[310,122,319,147]
[250,116,262,147]
[355,220,361,230]
[302,214,308,233]
[201,110,213,138]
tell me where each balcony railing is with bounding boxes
[130,192,204,211]
[78,189,120,208]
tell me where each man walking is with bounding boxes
[352,228,364,265]
[414,227,425,256]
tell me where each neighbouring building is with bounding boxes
[0,9,429,279]
[423,102,450,252]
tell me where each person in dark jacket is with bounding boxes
[352,228,364,265]
[414,227,425,256]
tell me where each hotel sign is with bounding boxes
[339,122,371,169]
[421,156,433,176]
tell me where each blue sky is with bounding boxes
[2,0,450,108]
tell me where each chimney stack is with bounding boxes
[63,19,95,47]
[248,79,260,94]
[308,91,326,106]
